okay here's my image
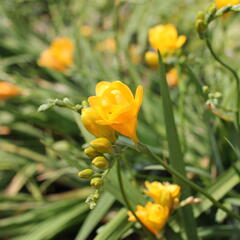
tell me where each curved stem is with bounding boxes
[137,142,240,222]
[205,38,240,131]
[116,157,156,240]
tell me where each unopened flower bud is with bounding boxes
[90,177,102,188]
[78,169,94,179]
[195,19,206,38]
[144,51,158,68]
[92,156,109,169]
[84,147,100,159]
[197,11,205,21]
[207,3,217,15]
[214,92,222,98]
[90,138,112,153]
[202,85,209,93]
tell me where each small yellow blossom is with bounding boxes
[215,0,239,9]
[144,181,181,210]
[38,37,74,72]
[81,107,116,143]
[167,68,179,88]
[0,81,21,99]
[128,202,169,236]
[80,25,93,37]
[148,24,186,56]
[144,51,158,68]
[96,38,116,52]
[87,81,143,143]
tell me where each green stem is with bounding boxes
[205,38,240,131]
[136,142,240,222]
[116,157,156,240]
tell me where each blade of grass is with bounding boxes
[93,209,131,240]
[12,203,88,240]
[157,50,199,240]
[75,192,115,240]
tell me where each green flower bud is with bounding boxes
[90,177,102,188]
[92,156,109,169]
[207,3,217,15]
[195,19,206,38]
[84,147,100,159]
[202,85,209,93]
[78,169,94,179]
[90,137,112,153]
[214,92,222,98]
[197,11,205,21]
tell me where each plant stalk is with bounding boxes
[205,38,240,131]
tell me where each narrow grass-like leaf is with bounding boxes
[12,203,88,240]
[157,51,199,240]
[93,209,131,240]
[75,192,115,240]
[194,160,240,217]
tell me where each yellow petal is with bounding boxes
[96,81,111,96]
[176,35,187,49]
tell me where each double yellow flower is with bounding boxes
[128,181,181,236]
[81,81,143,143]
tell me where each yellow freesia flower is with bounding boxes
[38,37,74,72]
[148,24,186,56]
[87,81,143,143]
[167,68,179,88]
[144,181,181,210]
[215,0,239,9]
[81,108,116,143]
[128,202,169,236]
[0,81,21,99]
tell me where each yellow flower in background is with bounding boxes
[81,108,116,143]
[148,24,186,56]
[167,68,179,88]
[96,38,116,52]
[87,81,143,143]
[128,202,169,236]
[144,51,158,68]
[215,0,239,9]
[80,25,93,37]
[144,181,181,210]
[0,82,21,99]
[38,37,74,72]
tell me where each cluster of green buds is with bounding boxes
[203,85,234,122]
[195,3,240,39]
[78,137,113,208]
[195,4,217,39]
[203,85,222,108]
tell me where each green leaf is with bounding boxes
[157,51,199,240]
[93,209,132,240]
[194,161,240,217]
[12,203,88,240]
[75,192,115,240]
